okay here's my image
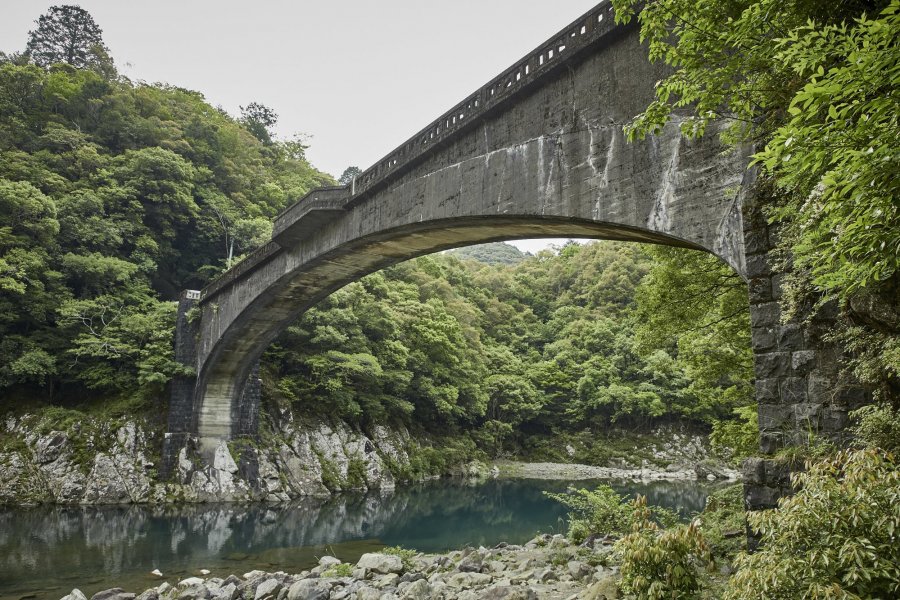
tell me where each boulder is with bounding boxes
[448,572,492,588]
[399,579,431,599]
[90,589,135,600]
[286,580,328,600]
[318,555,341,568]
[567,560,591,580]
[357,553,404,574]
[481,586,538,600]
[61,590,88,600]
[254,579,282,600]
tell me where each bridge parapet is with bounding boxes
[272,186,350,246]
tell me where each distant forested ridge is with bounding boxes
[448,242,528,265]
[0,6,754,458]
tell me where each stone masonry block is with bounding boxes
[758,403,793,430]
[754,351,791,379]
[806,375,833,404]
[746,254,773,278]
[822,407,849,433]
[793,402,823,428]
[750,302,781,329]
[748,277,773,303]
[743,228,770,255]
[780,377,808,403]
[771,273,785,300]
[791,350,816,375]
[755,378,780,403]
[760,431,784,454]
[751,326,776,351]
[742,457,766,485]
[831,385,869,410]
[776,323,804,350]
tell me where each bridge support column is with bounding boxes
[161,290,201,480]
[742,198,869,520]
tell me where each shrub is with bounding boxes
[381,546,416,571]
[695,484,745,559]
[617,495,713,600]
[322,563,353,577]
[724,449,900,599]
[851,403,900,453]
[546,485,678,543]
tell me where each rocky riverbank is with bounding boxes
[59,534,621,600]
[496,460,740,482]
[1,409,736,506]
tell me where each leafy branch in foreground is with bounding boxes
[725,448,900,599]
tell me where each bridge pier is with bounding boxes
[742,197,869,515]
[160,290,200,480]
[161,289,262,479]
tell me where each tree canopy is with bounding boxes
[26,5,113,75]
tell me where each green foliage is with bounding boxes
[322,563,353,577]
[635,246,753,423]
[545,485,635,543]
[709,405,759,464]
[612,0,898,400]
[618,496,713,600]
[725,449,900,599]
[759,3,900,300]
[381,546,417,571]
[851,403,900,453]
[26,5,113,75]
[695,484,745,559]
[546,484,679,544]
[316,454,343,491]
[346,456,368,489]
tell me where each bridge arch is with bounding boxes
[161,1,863,479]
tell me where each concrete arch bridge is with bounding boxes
[163,1,867,505]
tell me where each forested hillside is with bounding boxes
[0,50,332,403]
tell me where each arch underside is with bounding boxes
[194,216,727,454]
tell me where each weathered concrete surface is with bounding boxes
[182,13,749,457]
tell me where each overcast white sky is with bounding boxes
[1,0,601,252]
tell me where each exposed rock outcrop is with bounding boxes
[0,414,418,505]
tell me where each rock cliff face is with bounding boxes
[0,413,417,505]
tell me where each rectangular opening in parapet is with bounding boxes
[525,65,530,74]
[559,44,566,52]
[598,14,604,22]
[548,49,554,59]
[580,25,586,34]
[516,72,521,81]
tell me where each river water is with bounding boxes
[0,477,726,600]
